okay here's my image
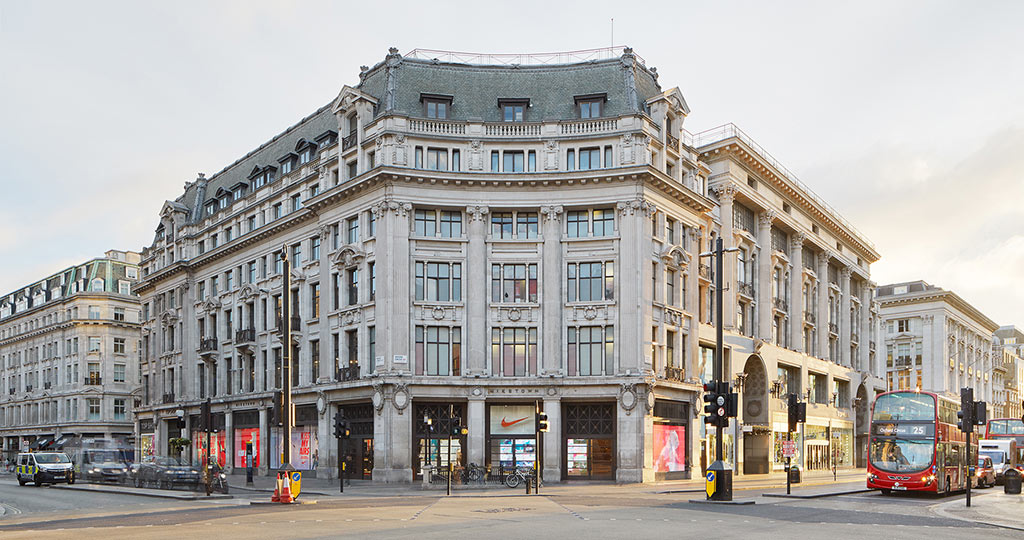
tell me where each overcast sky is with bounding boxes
[1,0,1022,326]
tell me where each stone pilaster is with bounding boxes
[466,205,489,376]
[816,251,831,361]
[540,205,563,376]
[840,267,852,367]
[713,184,738,330]
[756,211,776,342]
[789,233,806,352]
[686,227,702,380]
[375,200,412,373]
[318,224,332,382]
[616,198,656,375]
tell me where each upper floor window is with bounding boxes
[491,263,538,303]
[499,99,528,122]
[426,147,448,171]
[291,194,302,212]
[575,94,606,119]
[206,203,216,215]
[414,209,462,238]
[567,261,614,302]
[299,148,313,165]
[281,158,294,175]
[566,208,615,238]
[421,94,452,119]
[503,151,525,172]
[415,262,462,302]
[347,216,359,244]
[579,147,601,170]
[491,211,537,239]
[219,197,228,209]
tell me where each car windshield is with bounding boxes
[34,453,70,464]
[988,419,1024,435]
[87,450,123,464]
[872,392,935,422]
[980,451,1004,464]
[870,438,934,473]
[156,457,184,466]
[978,457,991,467]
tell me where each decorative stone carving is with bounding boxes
[816,250,833,268]
[540,205,563,223]
[339,308,361,326]
[687,226,703,245]
[758,210,778,228]
[466,205,489,222]
[372,381,385,414]
[290,265,306,284]
[200,298,221,313]
[620,133,635,164]
[546,385,559,397]
[469,385,485,398]
[543,140,560,170]
[789,232,807,252]
[583,306,598,320]
[840,267,853,281]
[712,183,738,203]
[616,198,655,217]
[468,140,484,170]
[332,246,366,268]
[506,308,522,322]
[620,48,639,113]
[619,383,639,414]
[392,383,410,414]
[431,306,446,320]
[660,246,689,268]
[392,134,408,166]
[238,284,258,301]
[318,224,331,241]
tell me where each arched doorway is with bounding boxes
[855,384,869,468]
[742,355,769,474]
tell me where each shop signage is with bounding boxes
[488,387,542,395]
[782,440,796,458]
[490,404,536,436]
[871,422,934,438]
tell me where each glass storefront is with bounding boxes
[563,403,615,480]
[414,402,466,478]
[487,404,537,473]
[338,402,374,480]
[270,425,318,470]
[772,427,802,471]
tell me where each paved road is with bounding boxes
[0,479,1016,539]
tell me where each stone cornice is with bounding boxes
[878,290,1000,333]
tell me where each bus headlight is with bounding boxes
[868,473,877,482]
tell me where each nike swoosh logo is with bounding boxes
[501,416,529,428]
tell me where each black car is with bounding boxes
[81,449,129,483]
[134,456,201,490]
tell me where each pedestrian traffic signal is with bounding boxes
[958,387,974,433]
[724,391,739,418]
[787,393,806,433]
[537,412,550,433]
[272,391,284,426]
[333,411,350,439]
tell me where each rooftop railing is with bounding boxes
[688,123,876,252]
[404,46,646,67]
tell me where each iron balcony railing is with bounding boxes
[235,328,256,344]
[342,132,357,151]
[338,365,361,382]
[199,338,218,353]
[85,376,101,386]
[738,281,754,298]
[664,366,685,382]
[666,132,680,150]
[162,393,175,404]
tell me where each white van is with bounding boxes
[978,439,1019,482]
[16,452,75,486]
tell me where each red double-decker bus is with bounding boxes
[867,390,975,495]
[985,418,1024,465]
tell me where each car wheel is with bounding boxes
[134,476,143,488]
[34,475,42,487]
[18,477,27,486]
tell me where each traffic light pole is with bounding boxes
[786,431,792,495]
[708,237,733,501]
[966,430,971,507]
[205,397,212,497]
[447,404,453,497]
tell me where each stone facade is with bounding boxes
[0,251,141,461]
[131,47,881,482]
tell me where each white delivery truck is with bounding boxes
[978,439,1019,483]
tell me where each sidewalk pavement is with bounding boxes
[49,482,233,501]
[931,490,1024,531]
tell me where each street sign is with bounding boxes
[706,471,716,497]
[782,440,796,458]
[290,471,302,497]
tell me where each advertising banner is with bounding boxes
[653,424,686,472]
[270,426,319,470]
[234,428,261,468]
[191,431,227,467]
[489,404,536,436]
[139,434,155,462]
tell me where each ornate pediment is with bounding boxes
[331,246,366,268]
[159,310,179,325]
[199,298,221,313]
[660,245,689,268]
[238,284,258,301]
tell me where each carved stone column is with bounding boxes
[756,211,776,342]
[816,251,831,361]
[616,198,656,375]
[713,184,738,330]
[375,200,412,373]
[686,227,702,380]
[318,224,332,382]
[540,205,563,376]
[860,281,873,373]
[789,233,806,353]
[840,267,852,367]
[466,206,488,376]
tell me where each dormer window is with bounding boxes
[233,188,244,200]
[575,93,607,119]
[206,203,215,216]
[499,99,529,122]
[421,93,453,119]
[219,197,228,209]
[300,149,312,164]
[314,130,338,149]
[281,160,293,174]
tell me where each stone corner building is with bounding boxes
[133,47,883,483]
[0,250,142,461]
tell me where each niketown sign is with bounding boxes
[489,404,537,436]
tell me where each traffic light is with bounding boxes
[537,412,550,433]
[451,425,468,436]
[958,387,974,433]
[788,393,798,433]
[703,382,720,426]
[333,411,350,439]
[724,391,739,418]
[974,401,988,427]
[200,399,211,431]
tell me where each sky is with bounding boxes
[1,0,1022,326]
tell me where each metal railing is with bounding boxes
[84,376,101,386]
[235,328,256,343]
[405,45,646,67]
[162,393,175,404]
[338,365,360,382]
[342,132,357,151]
[689,123,875,252]
[199,338,218,353]
[772,297,788,313]
[738,281,754,298]
[664,366,685,382]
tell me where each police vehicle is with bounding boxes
[16,451,75,486]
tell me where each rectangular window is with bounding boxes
[87,398,100,421]
[311,236,320,260]
[490,263,538,303]
[666,270,676,306]
[113,307,125,321]
[225,269,233,291]
[225,227,233,242]
[490,212,513,238]
[332,273,340,310]
[503,151,524,172]
[88,337,101,353]
[347,216,359,244]
[114,364,126,383]
[666,331,676,368]
[516,212,538,239]
[291,193,303,212]
[579,147,600,170]
[566,211,588,237]
[273,203,282,220]
[439,211,462,238]
[291,243,302,266]
[604,146,612,168]
[113,398,126,421]
[247,261,257,283]
[89,305,100,319]
[368,211,377,237]
[415,209,437,237]
[502,103,525,122]
[592,209,614,236]
[114,338,126,354]
[567,149,575,171]
[528,151,536,172]
[490,327,536,376]
[348,161,357,180]
[491,151,499,172]
[426,148,448,171]
[425,99,448,119]
[247,215,256,232]
[310,283,320,319]
[369,262,376,300]
[367,326,376,374]
[567,326,613,376]
[567,261,614,302]
[579,100,602,118]
[452,149,461,172]
[666,218,676,244]
[415,326,462,376]
[310,339,320,383]
[415,262,462,302]
[347,269,359,306]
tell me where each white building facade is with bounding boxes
[132,47,882,483]
[0,251,141,462]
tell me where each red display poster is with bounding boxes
[653,424,686,472]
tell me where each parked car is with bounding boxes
[134,456,200,490]
[976,456,996,488]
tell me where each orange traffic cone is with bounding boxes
[279,475,293,504]
[271,475,281,502]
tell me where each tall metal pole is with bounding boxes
[282,249,292,468]
[966,430,971,507]
[447,404,453,496]
[205,397,212,496]
[715,237,724,464]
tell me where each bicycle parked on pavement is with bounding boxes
[503,466,536,489]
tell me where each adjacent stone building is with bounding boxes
[132,47,882,483]
[876,281,999,406]
[0,251,141,462]
[994,325,1024,419]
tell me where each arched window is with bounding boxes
[91,278,105,291]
